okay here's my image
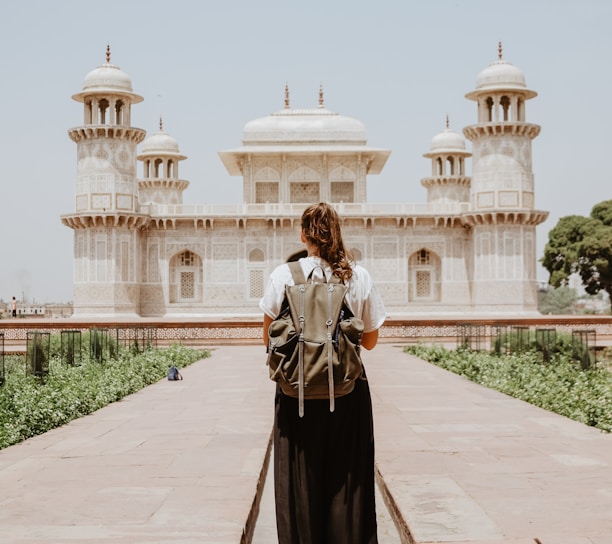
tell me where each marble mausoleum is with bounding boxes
[61,44,548,318]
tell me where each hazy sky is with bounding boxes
[2,0,610,303]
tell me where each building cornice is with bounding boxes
[463,122,540,140]
[461,209,549,226]
[420,176,471,189]
[138,179,190,190]
[68,126,146,143]
[60,213,150,229]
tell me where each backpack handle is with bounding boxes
[288,261,341,285]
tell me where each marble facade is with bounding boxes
[61,45,548,317]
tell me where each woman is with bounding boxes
[260,202,386,544]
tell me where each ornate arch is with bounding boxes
[169,249,203,303]
[288,165,320,203]
[408,248,441,302]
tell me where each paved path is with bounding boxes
[368,345,612,544]
[0,346,272,544]
[0,344,610,543]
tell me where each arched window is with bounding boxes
[169,250,203,303]
[115,100,124,125]
[289,166,320,203]
[85,100,93,124]
[329,166,356,203]
[255,166,280,203]
[500,96,510,121]
[154,158,163,178]
[248,248,266,299]
[99,99,109,125]
[446,156,455,175]
[486,97,494,122]
[408,248,441,302]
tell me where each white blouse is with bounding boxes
[259,256,386,333]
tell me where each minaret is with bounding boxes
[137,118,189,206]
[463,43,548,313]
[61,46,147,316]
[421,116,471,205]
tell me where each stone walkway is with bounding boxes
[0,344,609,543]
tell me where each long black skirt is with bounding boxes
[273,378,378,544]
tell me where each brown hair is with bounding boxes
[301,203,353,282]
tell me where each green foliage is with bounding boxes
[542,200,612,307]
[0,344,209,450]
[538,286,577,315]
[405,344,612,433]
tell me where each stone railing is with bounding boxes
[141,202,471,218]
[2,315,612,353]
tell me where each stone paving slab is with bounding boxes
[0,343,610,543]
[366,344,612,544]
[0,346,273,544]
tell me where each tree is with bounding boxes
[538,286,577,315]
[542,200,612,310]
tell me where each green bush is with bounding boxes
[0,343,209,449]
[405,344,612,433]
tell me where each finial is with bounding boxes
[318,83,324,108]
[106,44,111,64]
[284,83,290,109]
[445,114,450,129]
[498,41,503,60]
[159,116,163,132]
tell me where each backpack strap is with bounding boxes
[288,261,307,285]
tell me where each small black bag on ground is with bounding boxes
[266,262,364,417]
[167,366,183,380]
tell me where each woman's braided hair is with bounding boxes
[301,203,353,283]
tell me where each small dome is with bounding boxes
[138,123,187,161]
[141,131,181,154]
[466,44,536,100]
[72,46,143,103]
[243,107,367,144]
[476,60,527,92]
[83,63,134,93]
[429,128,467,153]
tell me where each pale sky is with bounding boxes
[1,0,610,303]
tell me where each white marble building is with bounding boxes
[61,44,548,317]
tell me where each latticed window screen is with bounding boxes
[330,181,354,203]
[180,271,195,299]
[290,182,319,203]
[249,269,264,299]
[417,249,430,265]
[256,182,279,203]
[181,251,194,266]
[416,270,431,298]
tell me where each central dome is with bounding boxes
[243,107,367,145]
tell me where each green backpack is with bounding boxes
[266,261,364,417]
